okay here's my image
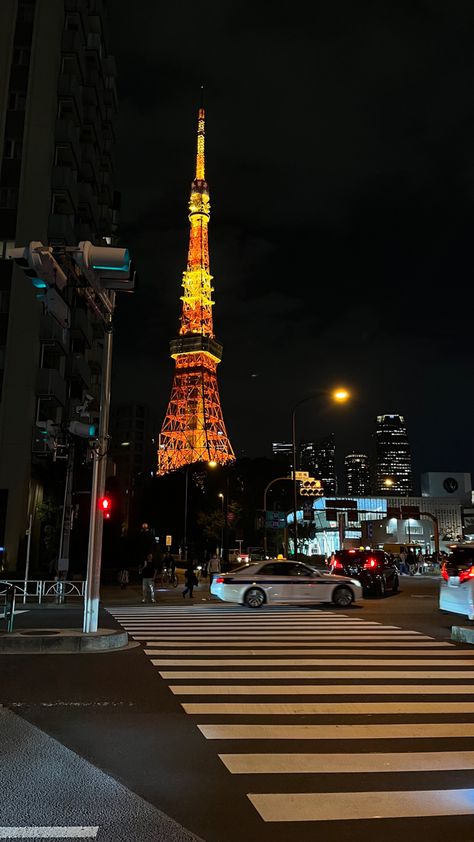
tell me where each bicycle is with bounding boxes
[161,566,178,588]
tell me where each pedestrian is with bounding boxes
[163,550,176,577]
[182,558,198,599]
[139,552,157,603]
[406,549,416,575]
[117,567,129,590]
[399,547,408,575]
[208,554,221,589]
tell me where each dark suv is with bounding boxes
[330,549,399,597]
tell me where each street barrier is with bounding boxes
[0,579,85,604]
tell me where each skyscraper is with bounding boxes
[300,433,337,495]
[375,414,413,495]
[158,105,234,473]
[0,0,119,569]
[345,452,371,495]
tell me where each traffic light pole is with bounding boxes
[83,292,115,633]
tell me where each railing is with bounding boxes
[0,579,85,604]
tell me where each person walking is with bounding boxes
[182,558,198,599]
[139,552,157,603]
[399,547,408,575]
[406,549,416,576]
[208,554,221,589]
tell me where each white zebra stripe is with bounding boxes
[159,669,474,679]
[151,657,454,666]
[247,789,474,822]
[182,701,474,714]
[198,722,474,740]
[172,683,474,695]
[219,750,474,774]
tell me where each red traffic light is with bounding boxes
[99,496,112,518]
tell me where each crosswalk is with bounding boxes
[107,604,474,829]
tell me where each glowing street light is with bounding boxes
[333,388,350,402]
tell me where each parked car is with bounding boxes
[440,545,474,621]
[210,560,362,608]
[329,549,399,597]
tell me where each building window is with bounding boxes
[4,139,22,159]
[0,188,18,209]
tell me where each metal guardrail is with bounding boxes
[0,579,85,604]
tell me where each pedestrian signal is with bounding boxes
[99,496,112,518]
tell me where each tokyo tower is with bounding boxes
[157,105,235,474]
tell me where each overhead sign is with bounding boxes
[265,511,287,529]
[326,499,358,520]
[166,534,172,546]
[401,506,420,520]
[291,471,309,480]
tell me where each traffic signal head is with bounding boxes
[7,242,67,291]
[68,420,97,438]
[73,241,135,291]
[99,496,112,518]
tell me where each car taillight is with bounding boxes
[459,566,474,583]
[363,557,377,569]
[214,577,225,584]
[441,565,449,581]
[332,560,344,570]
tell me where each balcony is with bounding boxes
[71,307,93,347]
[51,166,78,210]
[69,353,91,387]
[48,213,76,245]
[36,367,67,407]
[55,119,81,165]
[39,313,69,354]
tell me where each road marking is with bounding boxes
[182,701,474,714]
[0,829,99,839]
[151,656,453,665]
[149,651,473,660]
[172,683,474,695]
[220,750,474,774]
[138,640,452,647]
[199,722,474,739]
[247,789,474,822]
[160,669,474,679]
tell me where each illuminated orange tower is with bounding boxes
[158,105,235,473]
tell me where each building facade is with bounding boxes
[300,433,337,496]
[110,402,158,531]
[0,0,119,570]
[345,452,371,495]
[375,414,413,495]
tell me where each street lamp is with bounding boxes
[291,387,350,558]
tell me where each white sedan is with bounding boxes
[210,560,362,609]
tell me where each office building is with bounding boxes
[0,0,119,570]
[345,452,371,495]
[300,433,337,496]
[110,402,158,530]
[272,442,293,464]
[375,414,413,495]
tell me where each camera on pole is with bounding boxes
[73,241,136,291]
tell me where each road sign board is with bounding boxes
[166,534,172,546]
[291,471,309,480]
[401,505,420,519]
[265,511,286,529]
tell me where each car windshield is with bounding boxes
[447,549,474,572]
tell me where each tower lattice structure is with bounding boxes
[158,107,235,474]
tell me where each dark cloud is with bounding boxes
[109,0,474,481]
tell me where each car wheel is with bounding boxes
[244,587,265,608]
[378,578,386,598]
[332,586,354,607]
[392,575,399,593]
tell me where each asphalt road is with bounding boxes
[1,576,474,842]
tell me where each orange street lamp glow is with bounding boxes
[384,478,394,487]
[208,460,217,468]
[333,388,349,402]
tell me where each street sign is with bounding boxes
[387,506,401,519]
[166,534,172,546]
[326,499,358,520]
[291,471,309,480]
[265,511,287,529]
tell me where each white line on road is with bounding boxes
[198,722,474,739]
[247,789,474,822]
[0,829,99,838]
[182,701,474,714]
[151,656,453,666]
[160,669,474,679]
[139,641,452,647]
[220,750,474,774]
[150,652,473,660]
[172,683,474,695]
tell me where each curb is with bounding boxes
[0,628,128,653]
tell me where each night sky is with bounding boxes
[108,1,474,484]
